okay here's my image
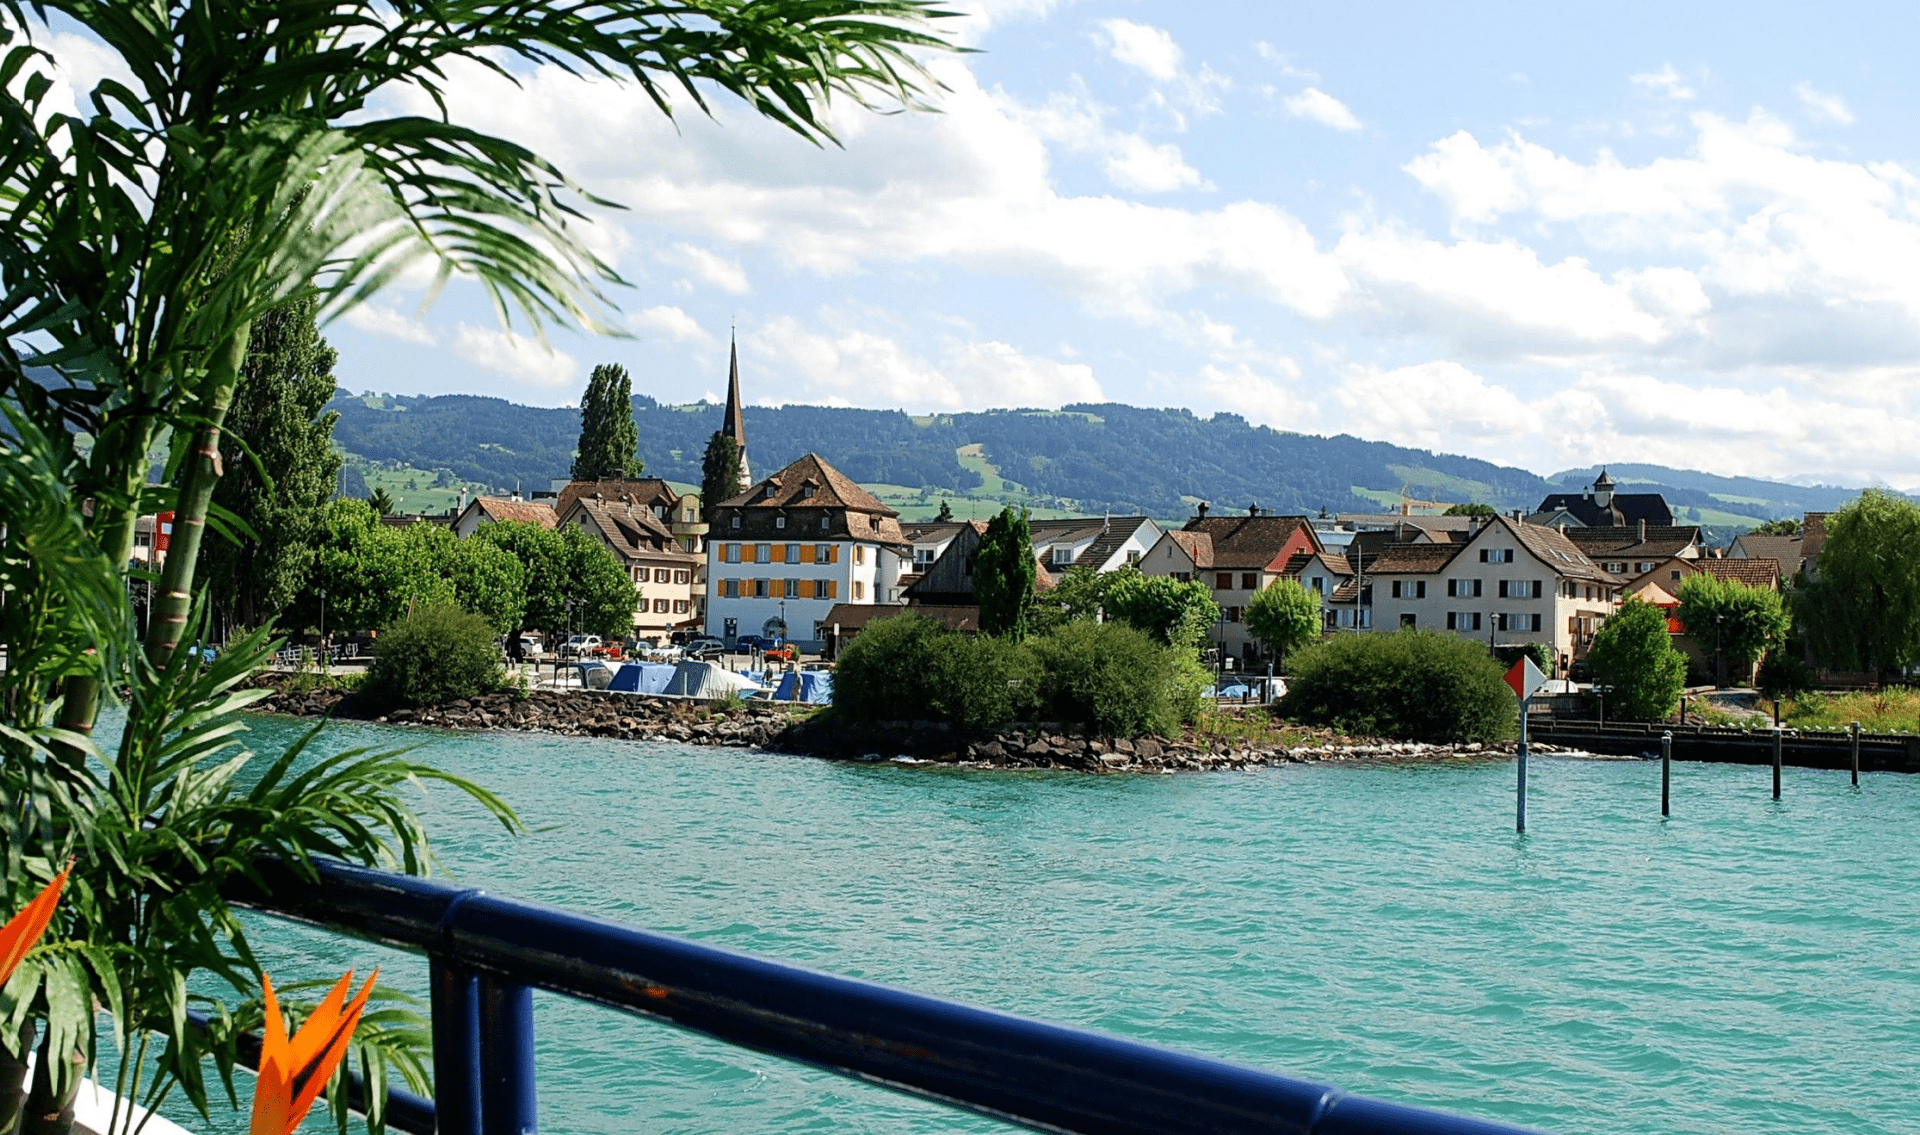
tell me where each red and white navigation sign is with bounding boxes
[1504,656,1548,702]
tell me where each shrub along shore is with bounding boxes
[247,676,1570,774]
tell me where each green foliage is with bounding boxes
[700,431,744,523]
[1797,490,1920,675]
[1750,517,1803,536]
[433,532,529,634]
[1028,620,1205,737]
[470,521,640,639]
[1675,573,1790,683]
[1105,570,1221,648]
[1444,502,1497,516]
[1587,597,1687,721]
[367,488,397,516]
[365,604,507,707]
[1244,579,1322,663]
[831,614,1203,735]
[201,297,343,632]
[1781,687,1920,734]
[571,363,643,480]
[1757,649,1815,702]
[975,506,1036,640]
[1029,563,1119,634]
[1279,630,1518,743]
[302,501,452,632]
[1491,642,1555,677]
[936,498,953,522]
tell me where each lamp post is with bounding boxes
[1715,612,1725,688]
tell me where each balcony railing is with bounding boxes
[230,859,1549,1135]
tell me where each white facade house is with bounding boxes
[704,454,911,648]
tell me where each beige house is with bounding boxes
[557,492,701,644]
[1365,515,1623,670]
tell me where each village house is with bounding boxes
[1362,515,1622,671]
[557,490,701,644]
[1139,505,1322,662]
[706,453,912,650]
[1729,512,1826,580]
[1559,521,1703,577]
[1529,468,1675,528]
[450,493,558,538]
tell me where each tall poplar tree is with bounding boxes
[200,295,343,633]
[975,506,1036,641]
[700,431,744,522]
[572,363,643,480]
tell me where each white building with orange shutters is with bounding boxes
[704,453,911,648]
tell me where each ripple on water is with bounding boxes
[155,720,1920,1135]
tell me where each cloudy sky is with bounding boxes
[47,1,1920,485]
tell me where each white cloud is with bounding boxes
[1630,64,1695,100]
[1099,18,1182,82]
[752,312,1101,411]
[1335,361,1545,457]
[1283,88,1361,132]
[627,305,716,347]
[661,243,751,294]
[340,303,439,346]
[452,325,578,389]
[1253,42,1318,82]
[1103,135,1208,193]
[1794,81,1854,125]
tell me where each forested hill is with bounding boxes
[327,391,1866,527]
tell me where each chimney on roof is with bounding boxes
[1196,502,1209,520]
[1248,502,1260,517]
[1638,518,1647,542]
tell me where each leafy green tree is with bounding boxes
[1105,572,1221,648]
[1675,574,1790,685]
[1030,563,1122,633]
[1245,579,1322,665]
[571,363,643,480]
[298,501,451,633]
[1444,502,1497,517]
[936,498,954,522]
[365,604,506,707]
[470,521,640,641]
[700,431,745,523]
[200,296,343,633]
[1029,620,1206,736]
[1587,597,1687,721]
[1279,630,1517,743]
[1796,489,1920,677]
[1750,517,1803,536]
[975,506,1037,640]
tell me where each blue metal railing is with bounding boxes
[231,859,1549,1135]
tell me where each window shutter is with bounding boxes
[1391,581,1402,598]
[1531,613,1543,632]
[1446,612,1456,630]
[1479,549,1489,562]
[1497,580,1507,598]
[1416,581,1426,599]
[800,545,815,564]
[1474,579,1483,597]
[1532,580,1543,599]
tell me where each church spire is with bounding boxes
[722,328,750,484]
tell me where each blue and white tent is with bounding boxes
[607,662,679,695]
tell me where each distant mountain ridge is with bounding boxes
[327,392,1896,534]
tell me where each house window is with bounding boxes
[853,581,865,600]
[916,548,935,565]
[731,516,741,529]
[854,546,866,565]
[1242,573,1259,590]
[721,579,739,598]
[655,568,670,583]
[1479,548,1515,564]
[754,579,769,598]
[786,578,800,598]
[653,599,669,614]
[1126,550,1141,564]
[817,544,833,563]
[1052,547,1073,566]
[786,544,800,564]
[1636,561,1652,573]
[1400,613,1416,628]
[820,517,830,531]
[1227,606,1242,623]
[1670,570,1682,581]
[1175,572,1191,583]
[674,570,689,585]
[819,579,837,599]
[673,600,689,614]
[1216,572,1233,590]
[802,485,815,498]
[1311,576,1324,594]
[755,544,771,563]
[776,515,787,529]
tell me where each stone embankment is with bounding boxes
[250,677,1563,774]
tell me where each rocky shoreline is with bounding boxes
[249,677,1584,774]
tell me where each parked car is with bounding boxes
[686,642,727,660]
[735,634,783,652]
[684,635,725,653]
[509,634,544,663]
[559,634,603,658]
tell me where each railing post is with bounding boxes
[1850,721,1860,786]
[1661,730,1671,817]
[430,959,482,1135]
[1772,726,1782,800]
[479,976,539,1135]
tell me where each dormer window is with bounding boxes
[775,515,786,529]
[802,485,815,499]
[731,516,741,529]
[820,517,830,531]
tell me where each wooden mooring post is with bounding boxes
[1772,726,1783,800]
[1850,721,1861,786]
[1661,730,1671,817]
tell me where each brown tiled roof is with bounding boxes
[1697,558,1782,589]
[1167,530,1213,569]
[720,453,895,515]
[1178,514,1321,569]
[1504,517,1619,583]
[1329,578,1362,603]
[1733,534,1802,576]
[564,498,697,563]
[555,479,678,521]
[901,521,967,543]
[1367,543,1465,574]
[1282,549,1352,578]
[473,497,558,529]
[1561,525,1702,557]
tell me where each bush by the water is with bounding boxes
[1028,620,1207,737]
[1278,630,1518,743]
[831,614,1201,736]
[365,603,505,707]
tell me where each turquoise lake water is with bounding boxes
[153,716,1918,1135]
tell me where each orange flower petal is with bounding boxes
[0,866,69,988]
[248,969,379,1135]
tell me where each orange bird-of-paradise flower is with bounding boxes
[0,865,70,987]
[248,968,379,1135]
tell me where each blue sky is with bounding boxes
[44,2,1920,485]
